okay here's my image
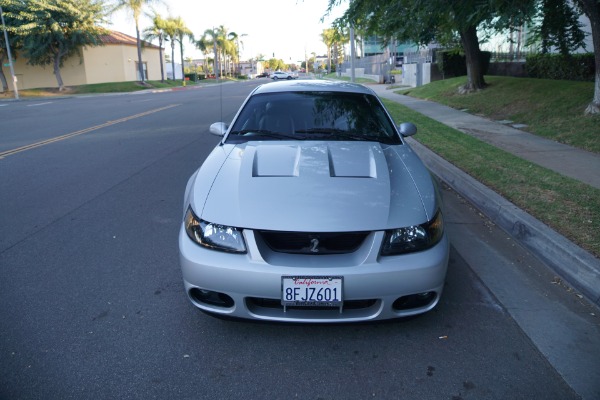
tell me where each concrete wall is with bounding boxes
[165,62,183,80]
[1,43,164,91]
[340,67,382,83]
[3,53,88,91]
[403,63,433,87]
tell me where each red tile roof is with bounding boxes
[100,30,161,49]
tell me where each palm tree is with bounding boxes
[214,26,228,77]
[142,9,167,82]
[171,17,193,82]
[321,28,336,74]
[228,32,246,76]
[227,32,238,76]
[195,36,213,75]
[321,27,348,75]
[111,0,162,84]
[163,18,177,80]
[199,26,239,78]
[200,28,221,77]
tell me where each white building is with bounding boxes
[165,62,183,80]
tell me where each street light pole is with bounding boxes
[0,5,18,100]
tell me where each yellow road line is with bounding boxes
[0,104,180,159]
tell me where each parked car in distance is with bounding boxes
[178,80,449,323]
[270,71,295,80]
[255,72,269,78]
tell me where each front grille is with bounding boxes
[256,230,369,255]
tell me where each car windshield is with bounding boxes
[226,91,402,145]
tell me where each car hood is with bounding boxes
[191,141,437,232]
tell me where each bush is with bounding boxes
[184,73,198,82]
[525,53,595,81]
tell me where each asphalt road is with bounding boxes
[0,80,597,400]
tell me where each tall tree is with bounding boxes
[575,0,600,114]
[529,0,586,55]
[170,16,192,82]
[199,28,219,77]
[213,26,235,76]
[327,0,535,93]
[11,0,107,91]
[195,35,212,74]
[224,31,239,76]
[322,26,348,74]
[321,28,336,73]
[111,0,161,83]
[228,32,246,76]
[0,0,23,92]
[162,17,177,80]
[142,9,167,82]
[199,26,233,77]
[267,57,286,71]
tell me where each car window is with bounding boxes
[226,91,402,144]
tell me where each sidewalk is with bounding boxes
[370,84,600,189]
[368,83,600,307]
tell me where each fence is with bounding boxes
[403,49,436,64]
[339,54,393,83]
[488,51,537,62]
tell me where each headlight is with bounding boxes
[381,210,444,256]
[184,207,247,253]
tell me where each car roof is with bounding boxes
[252,80,375,95]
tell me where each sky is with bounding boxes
[104,0,348,64]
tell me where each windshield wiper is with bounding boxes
[228,130,298,140]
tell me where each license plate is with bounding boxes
[281,276,343,307]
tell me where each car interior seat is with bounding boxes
[258,104,295,134]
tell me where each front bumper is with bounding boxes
[178,226,449,323]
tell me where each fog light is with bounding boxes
[392,292,436,311]
[189,288,234,308]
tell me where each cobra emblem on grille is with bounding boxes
[310,238,320,253]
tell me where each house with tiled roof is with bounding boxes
[2,31,165,91]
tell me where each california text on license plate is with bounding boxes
[281,276,343,307]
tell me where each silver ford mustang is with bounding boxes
[178,80,449,323]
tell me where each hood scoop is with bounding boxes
[251,143,378,178]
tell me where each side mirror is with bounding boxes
[398,122,417,137]
[209,122,228,137]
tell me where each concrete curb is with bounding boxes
[407,137,600,307]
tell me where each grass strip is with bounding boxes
[383,99,600,257]
[401,76,600,153]
[12,80,194,97]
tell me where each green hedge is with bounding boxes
[525,53,595,81]
[435,50,491,78]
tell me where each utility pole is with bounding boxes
[0,5,18,100]
[350,26,356,83]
